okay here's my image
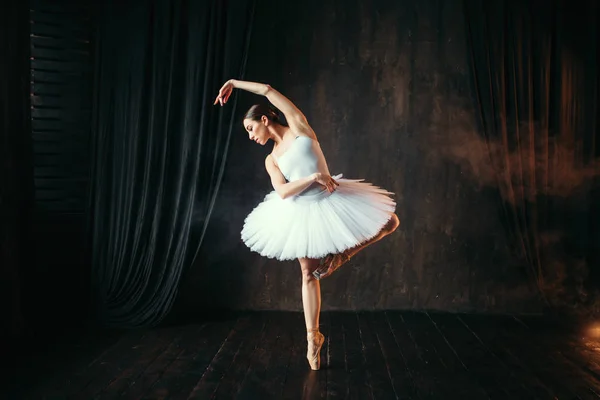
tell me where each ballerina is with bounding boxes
[214,79,400,370]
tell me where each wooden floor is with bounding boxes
[5,311,600,399]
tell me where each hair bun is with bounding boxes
[243,103,288,127]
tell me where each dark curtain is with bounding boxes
[464,0,600,312]
[0,0,34,349]
[90,0,254,327]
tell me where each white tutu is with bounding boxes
[241,174,396,261]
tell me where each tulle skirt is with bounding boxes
[240,174,396,261]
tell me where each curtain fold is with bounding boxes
[464,0,600,310]
[89,0,254,327]
[0,0,34,344]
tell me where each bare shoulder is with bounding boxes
[265,153,279,171]
[265,153,275,167]
[264,154,286,184]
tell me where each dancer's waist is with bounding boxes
[289,173,343,203]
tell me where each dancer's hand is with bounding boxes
[312,173,339,193]
[214,79,235,106]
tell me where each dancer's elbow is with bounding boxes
[262,83,272,96]
[277,189,290,200]
[273,184,288,199]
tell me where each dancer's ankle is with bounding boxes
[307,326,320,336]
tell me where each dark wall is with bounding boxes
[178,0,541,313]
[1,0,33,344]
[27,0,94,327]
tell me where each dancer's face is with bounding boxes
[243,116,270,146]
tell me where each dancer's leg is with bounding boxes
[299,257,321,331]
[345,213,400,258]
[314,213,400,280]
[299,257,325,370]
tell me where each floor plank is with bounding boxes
[281,312,324,399]
[504,315,600,399]
[427,312,514,399]
[369,311,419,399]
[212,312,269,398]
[460,313,594,399]
[386,310,448,399]
[102,323,205,398]
[126,317,234,399]
[5,310,600,400]
[356,311,397,399]
[339,311,374,399]
[70,327,156,397]
[236,312,284,398]
[182,313,252,399]
[325,311,350,399]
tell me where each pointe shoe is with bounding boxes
[312,251,351,280]
[307,328,325,370]
[317,254,334,269]
[312,254,334,280]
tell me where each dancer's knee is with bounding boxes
[302,270,317,283]
[387,213,400,233]
[299,258,319,282]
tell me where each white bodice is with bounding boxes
[273,135,332,197]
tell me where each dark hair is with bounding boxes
[243,104,288,127]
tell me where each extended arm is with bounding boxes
[232,80,305,121]
[214,79,315,138]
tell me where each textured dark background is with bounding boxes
[10,0,600,336]
[176,0,539,314]
[23,0,93,327]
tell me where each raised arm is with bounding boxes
[214,79,316,139]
